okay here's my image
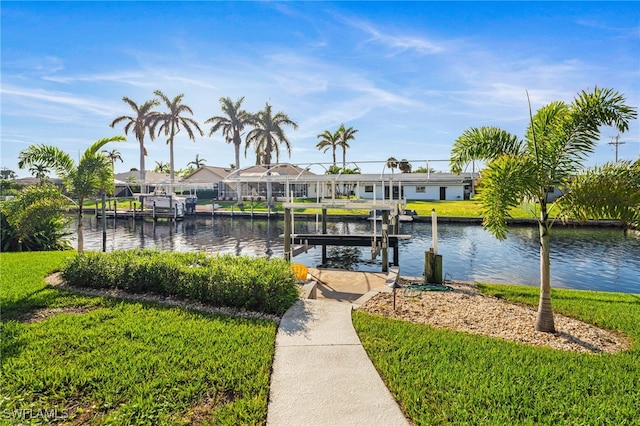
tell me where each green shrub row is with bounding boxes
[61,249,299,315]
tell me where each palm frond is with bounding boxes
[450,127,523,174]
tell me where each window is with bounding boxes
[415,186,426,193]
[365,185,373,193]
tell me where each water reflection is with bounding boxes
[75,216,639,294]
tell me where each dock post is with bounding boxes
[152,201,156,222]
[133,205,136,220]
[174,203,177,221]
[95,201,98,218]
[321,208,327,264]
[284,208,291,261]
[101,192,107,252]
[382,211,389,272]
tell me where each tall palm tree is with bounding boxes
[386,157,399,174]
[28,164,50,184]
[153,90,204,184]
[110,97,159,192]
[245,103,298,206]
[450,87,636,332]
[399,159,412,173]
[337,124,358,169]
[18,136,126,253]
[187,154,207,169]
[316,129,340,166]
[206,96,252,203]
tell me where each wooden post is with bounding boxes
[284,208,291,261]
[424,249,443,284]
[152,201,156,222]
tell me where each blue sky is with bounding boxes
[2,1,639,177]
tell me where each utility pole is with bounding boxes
[608,134,625,162]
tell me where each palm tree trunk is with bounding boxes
[342,149,346,169]
[169,122,176,184]
[139,137,147,193]
[535,217,555,332]
[332,148,336,166]
[76,201,84,253]
[234,140,243,206]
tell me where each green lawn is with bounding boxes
[0,252,277,425]
[353,285,640,425]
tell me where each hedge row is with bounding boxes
[61,249,299,315]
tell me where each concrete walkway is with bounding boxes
[266,298,409,425]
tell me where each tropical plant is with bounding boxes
[110,97,159,192]
[206,96,251,171]
[154,161,170,174]
[316,129,340,165]
[385,157,399,174]
[245,103,298,206]
[187,154,207,169]
[398,159,412,173]
[1,184,72,251]
[28,164,50,184]
[102,149,123,169]
[449,87,637,332]
[153,90,204,183]
[0,168,17,180]
[559,158,640,229]
[337,124,358,169]
[413,166,436,174]
[18,136,126,253]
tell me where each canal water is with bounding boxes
[72,216,640,294]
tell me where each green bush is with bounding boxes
[61,249,299,315]
[1,184,72,252]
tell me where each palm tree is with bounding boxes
[386,157,399,174]
[206,96,252,204]
[153,90,204,184]
[102,149,123,169]
[245,103,298,206]
[450,87,636,332]
[399,159,412,173]
[18,136,126,253]
[316,129,340,165]
[110,97,159,192]
[28,164,50,184]
[154,161,170,174]
[187,154,207,169]
[337,124,358,169]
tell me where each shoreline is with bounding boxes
[79,207,626,228]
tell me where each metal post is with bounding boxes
[432,208,438,254]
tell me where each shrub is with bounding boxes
[1,184,72,252]
[61,249,299,315]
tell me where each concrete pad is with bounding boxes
[267,299,409,426]
[308,268,390,302]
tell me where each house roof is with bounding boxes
[180,166,235,183]
[114,171,171,184]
